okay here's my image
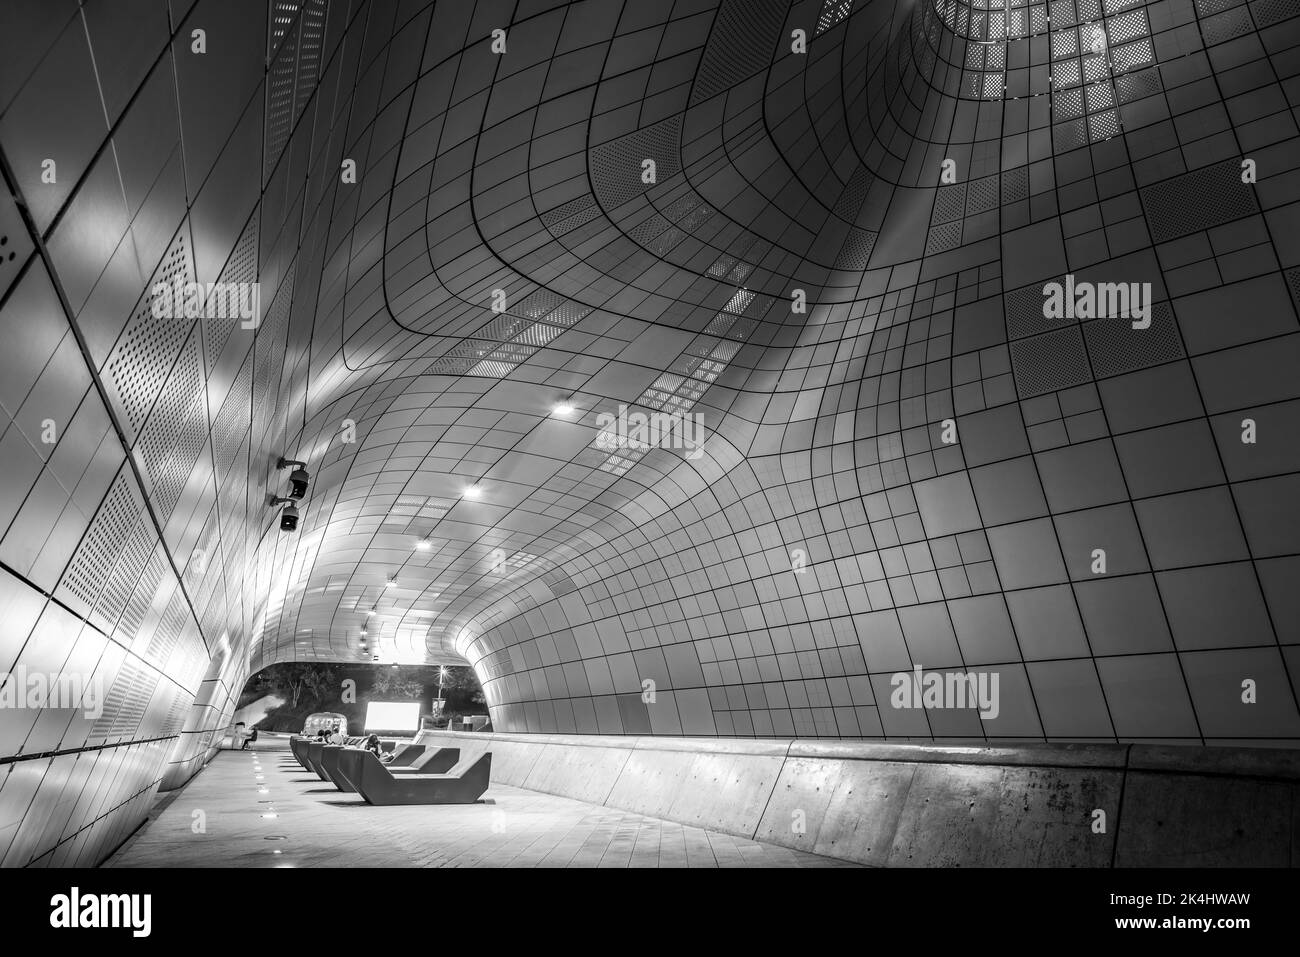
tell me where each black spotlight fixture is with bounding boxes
[270,496,299,531]
[277,456,310,498]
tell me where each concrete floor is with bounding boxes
[106,740,855,868]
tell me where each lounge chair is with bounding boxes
[350,749,492,806]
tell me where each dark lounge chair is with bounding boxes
[289,737,310,767]
[351,749,492,806]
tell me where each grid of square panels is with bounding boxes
[0,0,1298,864]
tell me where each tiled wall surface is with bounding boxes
[0,0,325,865]
[1,0,1298,864]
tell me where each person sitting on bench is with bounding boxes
[240,726,258,750]
[363,734,396,763]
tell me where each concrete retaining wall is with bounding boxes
[419,731,1300,867]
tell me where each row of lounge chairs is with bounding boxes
[288,735,491,805]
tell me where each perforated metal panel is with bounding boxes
[926,221,963,253]
[1085,303,1184,378]
[589,117,683,209]
[834,228,877,269]
[691,0,788,104]
[119,549,167,642]
[96,518,156,632]
[540,194,600,235]
[60,470,142,613]
[932,184,967,224]
[1141,159,1261,243]
[1011,325,1092,397]
[1006,281,1071,339]
[158,690,195,737]
[1002,167,1029,203]
[145,592,191,670]
[206,209,259,371]
[136,333,204,519]
[1252,0,1300,26]
[104,229,195,440]
[965,175,999,214]
[88,659,158,743]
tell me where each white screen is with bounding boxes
[365,701,421,732]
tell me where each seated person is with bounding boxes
[240,726,259,750]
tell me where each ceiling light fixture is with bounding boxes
[463,485,482,499]
[552,401,575,416]
[385,576,397,588]
[415,539,431,551]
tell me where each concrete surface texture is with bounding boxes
[105,740,853,868]
[421,731,1300,867]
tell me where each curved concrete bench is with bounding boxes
[318,746,358,791]
[320,746,460,790]
[352,750,492,806]
[388,747,460,775]
[386,743,427,767]
[305,742,331,781]
[421,730,1300,867]
[288,737,310,768]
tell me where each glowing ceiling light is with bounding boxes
[462,485,482,499]
[415,539,431,551]
[552,401,575,416]
[385,576,397,588]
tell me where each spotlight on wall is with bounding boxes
[270,497,299,531]
[277,457,310,498]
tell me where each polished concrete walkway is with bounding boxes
[106,740,855,868]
